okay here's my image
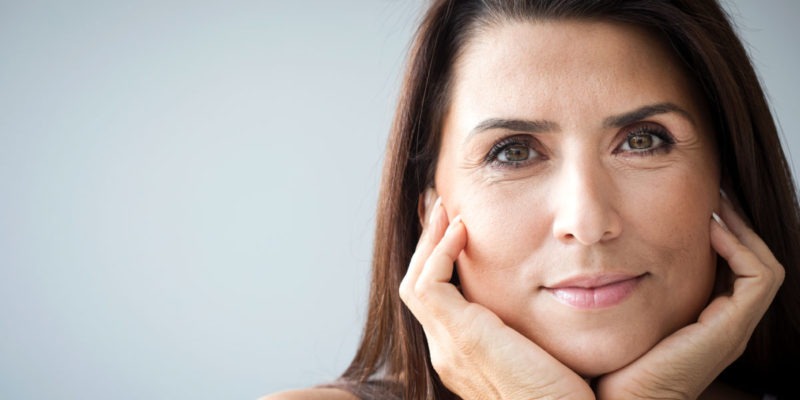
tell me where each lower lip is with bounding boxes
[546,275,644,309]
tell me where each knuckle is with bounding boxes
[429,347,458,382]
[774,263,786,284]
[430,356,453,380]
[734,340,748,358]
[398,278,411,302]
[414,279,434,302]
[452,333,479,359]
[759,261,785,291]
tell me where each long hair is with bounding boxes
[334,1,800,398]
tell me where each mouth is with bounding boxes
[543,273,648,309]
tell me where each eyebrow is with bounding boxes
[602,102,694,128]
[468,118,558,140]
[466,102,694,141]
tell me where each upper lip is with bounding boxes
[545,273,647,289]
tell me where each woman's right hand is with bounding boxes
[399,196,594,400]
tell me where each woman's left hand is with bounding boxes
[594,195,784,399]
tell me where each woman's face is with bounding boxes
[433,20,719,377]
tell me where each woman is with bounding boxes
[267,0,800,398]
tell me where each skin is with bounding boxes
[260,388,356,400]
[400,19,782,400]
[264,19,784,400]
[434,19,719,377]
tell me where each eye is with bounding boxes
[485,135,541,167]
[498,144,534,162]
[616,124,675,155]
[625,134,658,150]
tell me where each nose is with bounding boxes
[551,157,622,245]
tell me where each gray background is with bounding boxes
[0,1,796,399]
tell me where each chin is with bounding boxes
[559,345,645,378]
[533,326,663,378]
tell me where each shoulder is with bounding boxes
[259,388,358,400]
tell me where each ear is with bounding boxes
[418,187,439,229]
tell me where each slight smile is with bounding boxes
[544,273,649,309]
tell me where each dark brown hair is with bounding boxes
[333,1,800,398]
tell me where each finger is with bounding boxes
[421,215,466,284]
[710,218,782,303]
[715,199,785,293]
[718,196,781,272]
[707,223,779,338]
[406,197,447,281]
[710,217,761,277]
[414,215,470,314]
[400,197,448,305]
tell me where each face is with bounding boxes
[433,20,719,377]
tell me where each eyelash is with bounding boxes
[484,124,676,168]
[484,135,542,168]
[614,124,676,156]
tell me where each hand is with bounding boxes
[595,195,784,399]
[399,195,594,400]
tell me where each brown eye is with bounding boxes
[619,128,672,154]
[486,135,542,166]
[627,134,654,150]
[499,144,532,162]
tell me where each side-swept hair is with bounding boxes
[334,1,800,398]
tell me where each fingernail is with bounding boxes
[720,188,729,200]
[429,196,442,225]
[445,214,462,234]
[712,212,729,231]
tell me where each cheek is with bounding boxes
[623,166,718,317]
[629,164,716,251]
[451,185,550,299]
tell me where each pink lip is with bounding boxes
[544,273,646,309]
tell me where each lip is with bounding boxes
[544,273,647,309]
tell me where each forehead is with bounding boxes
[446,19,703,129]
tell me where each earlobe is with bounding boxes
[418,187,439,228]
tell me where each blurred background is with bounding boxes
[0,1,797,399]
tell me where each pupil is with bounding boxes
[629,134,653,149]
[505,145,529,161]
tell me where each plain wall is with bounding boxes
[0,1,796,399]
